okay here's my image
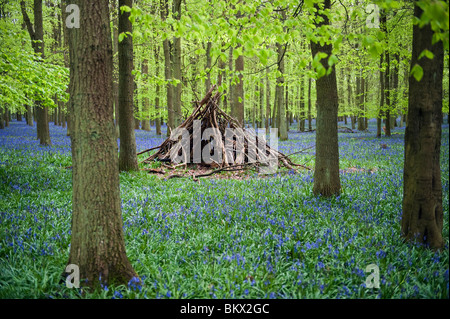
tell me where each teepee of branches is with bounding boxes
[138,86,307,176]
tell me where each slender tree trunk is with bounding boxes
[141,59,151,131]
[172,0,182,127]
[66,0,138,289]
[0,108,4,129]
[26,105,33,126]
[377,53,384,138]
[110,0,120,138]
[21,0,51,145]
[154,46,162,135]
[347,67,352,129]
[265,67,270,132]
[276,41,288,141]
[234,53,244,127]
[380,9,391,137]
[134,81,140,130]
[310,0,340,197]
[259,78,265,132]
[228,46,234,118]
[308,68,312,131]
[357,69,364,131]
[402,2,444,250]
[205,41,212,94]
[118,0,138,171]
[392,52,400,129]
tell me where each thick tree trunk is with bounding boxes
[118,0,138,171]
[66,0,138,289]
[401,2,444,250]
[310,0,340,197]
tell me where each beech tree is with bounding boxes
[310,0,341,197]
[401,0,446,250]
[118,0,139,171]
[20,0,51,146]
[66,0,139,288]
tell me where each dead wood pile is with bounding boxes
[138,86,310,177]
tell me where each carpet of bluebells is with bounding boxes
[0,118,448,299]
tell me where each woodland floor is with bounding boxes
[0,119,448,299]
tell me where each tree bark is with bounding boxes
[161,0,173,136]
[265,67,270,132]
[118,0,138,171]
[233,53,244,127]
[308,62,312,131]
[310,0,340,197]
[276,42,288,141]
[154,46,162,135]
[21,0,51,145]
[66,0,138,289]
[141,59,151,131]
[172,0,182,127]
[377,53,384,138]
[401,2,444,250]
[380,9,391,137]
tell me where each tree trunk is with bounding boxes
[392,52,400,129]
[172,0,182,127]
[401,2,444,250]
[141,59,151,131]
[26,105,33,126]
[308,62,312,131]
[259,79,265,131]
[205,41,212,94]
[347,67,352,129]
[377,53,384,138]
[233,53,244,127]
[380,9,391,137]
[118,0,138,171]
[111,0,120,138]
[21,0,51,145]
[265,67,270,132]
[276,42,288,141]
[0,108,4,129]
[66,0,138,289]
[154,46,162,135]
[357,69,365,131]
[310,0,340,197]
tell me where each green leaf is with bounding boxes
[118,32,126,43]
[120,5,131,13]
[328,54,338,67]
[410,64,423,82]
[418,49,434,60]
